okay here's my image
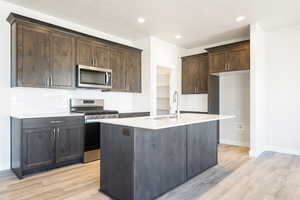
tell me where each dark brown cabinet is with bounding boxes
[76,39,94,67]
[206,40,250,73]
[22,127,55,171]
[110,47,142,93]
[76,39,110,69]
[110,47,127,91]
[11,116,84,179]
[182,53,208,94]
[126,49,142,93]
[16,24,51,88]
[55,125,83,164]
[10,22,76,89]
[8,13,142,93]
[50,31,75,88]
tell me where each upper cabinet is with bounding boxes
[11,22,75,89]
[7,13,142,92]
[110,47,142,93]
[182,53,208,94]
[206,40,250,73]
[50,31,75,88]
[76,39,110,69]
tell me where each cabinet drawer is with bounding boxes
[23,116,84,129]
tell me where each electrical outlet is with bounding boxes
[236,123,245,131]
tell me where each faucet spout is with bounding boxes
[173,91,180,119]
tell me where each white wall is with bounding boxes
[249,23,269,157]
[220,71,250,147]
[150,37,183,115]
[0,0,149,170]
[132,38,151,112]
[264,23,300,156]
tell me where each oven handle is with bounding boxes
[105,72,109,85]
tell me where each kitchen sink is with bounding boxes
[148,115,179,120]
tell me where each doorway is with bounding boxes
[156,67,172,115]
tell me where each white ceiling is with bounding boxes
[5,0,300,48]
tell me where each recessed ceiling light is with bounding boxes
[236,16,245,22]
[137,17,145,24]
[175,35,182,39]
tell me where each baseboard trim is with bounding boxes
[220,139,250,147]
[0,169,11,175]
[265,146,300,156]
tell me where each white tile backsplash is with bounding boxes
[10,87,135,115]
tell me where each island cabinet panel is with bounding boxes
[100,122,219,200]
[100,124,134,200]
[187,121,218,179]
[207,40,250,73]
[11,116,84,179]
[134,126,186,200]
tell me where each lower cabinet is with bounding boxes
[22,127,55,171]
[11,116,84,179]
[55,125,83,164]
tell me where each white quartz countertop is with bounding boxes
[11,112,84,119]
[99,113,234,130]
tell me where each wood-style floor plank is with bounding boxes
[1,145,299,200]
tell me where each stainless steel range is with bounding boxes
[70,99,118,163]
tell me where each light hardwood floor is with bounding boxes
[0,145,299,200]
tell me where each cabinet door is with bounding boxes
[227,41,250,71]
[198,54,208,93]
[50,31,75,89]
[125,49,141,92]
[110,47,127,91]
[182,56,199,94]
[208,49,227,73]
[22,127,55,170]
[19,24,51,88]
[93,42,110,69]
[101,125,134,200]
[76,39,93,66]
[187,122,218,179]
[55,125,83,164]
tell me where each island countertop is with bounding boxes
[99,113,234,130]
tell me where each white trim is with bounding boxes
[220,139,250,147]
[266,146,300,156]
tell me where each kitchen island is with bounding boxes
[99,114,233,200]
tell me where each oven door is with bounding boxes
[84,122,101,162]
[77,65,112,89]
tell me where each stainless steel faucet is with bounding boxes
[173,91,180,118]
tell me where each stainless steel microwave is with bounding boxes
[76,65,112,89]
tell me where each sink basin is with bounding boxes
[148,115,179,120]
